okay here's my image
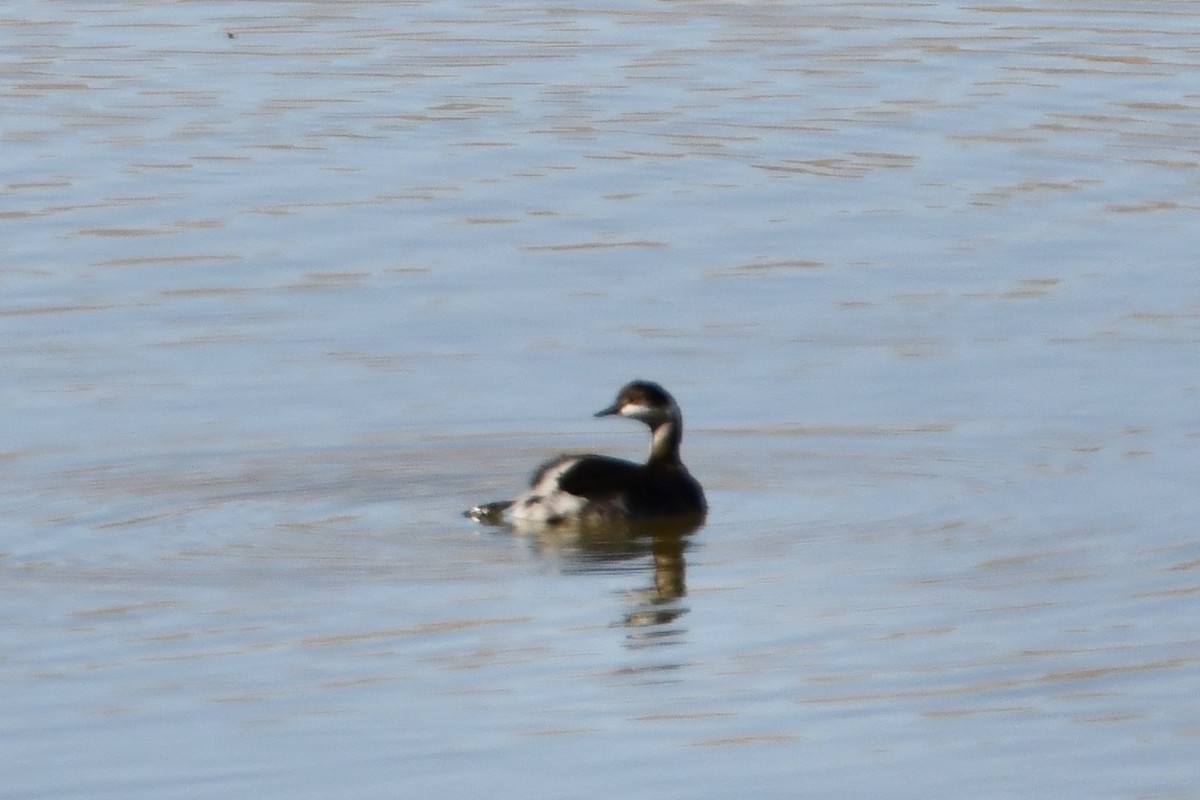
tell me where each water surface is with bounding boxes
[3,2,1199,798]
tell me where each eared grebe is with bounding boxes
[466,380,706,526]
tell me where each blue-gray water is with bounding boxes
[3,2,1199,798]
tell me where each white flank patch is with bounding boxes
[510,457,587,523]
[510,489,589,523]
[529,457,579,495]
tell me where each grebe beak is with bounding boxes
[595,402,621,417]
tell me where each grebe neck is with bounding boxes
[648,419,684,468]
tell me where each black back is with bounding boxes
[553,455,706,518]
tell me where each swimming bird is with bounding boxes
[466,380,706,526]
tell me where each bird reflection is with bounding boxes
[622,530,688,629]
[488,513,703,640]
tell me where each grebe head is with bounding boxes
[595,380,680,428]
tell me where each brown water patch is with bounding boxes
[522,239,668,251]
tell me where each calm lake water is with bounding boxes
[3,1,1199,798]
